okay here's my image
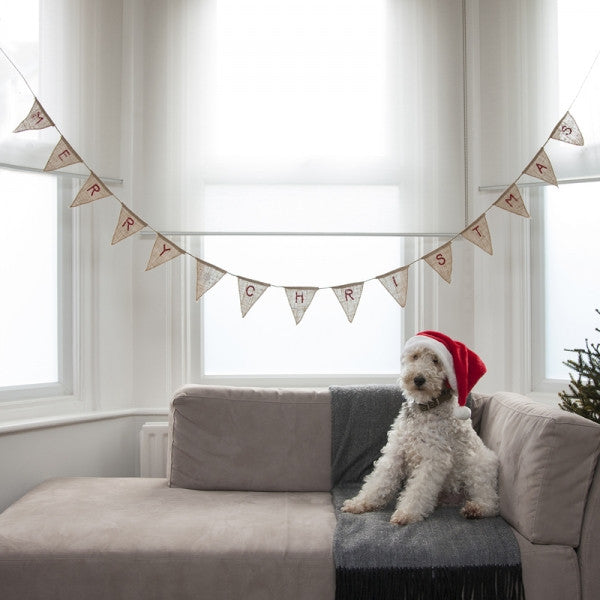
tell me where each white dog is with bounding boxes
[342,331,499,526]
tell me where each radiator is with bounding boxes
[139,422,169,477]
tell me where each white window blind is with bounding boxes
[137,0,467,235]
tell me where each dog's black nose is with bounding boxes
[413,375,426,388]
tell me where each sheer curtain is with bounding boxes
[134,0,466,237]
[128,0,468,379]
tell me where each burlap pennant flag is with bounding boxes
[71,173,112,207]
[461,214,493,255]
[145,234,183,271]
[44,136,82,171]
[284,287,318,324]
[14,99,54,132]
[523,148,558,186]
[332,282,364,323]
[494,183,530,218]
[423,242,452,284]
[111,205,147,244]
[238,277,269,317]
[551,111,584,146]
[196,259,227,301]
[377,266,409,308]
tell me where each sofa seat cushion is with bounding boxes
[0,477,336,600]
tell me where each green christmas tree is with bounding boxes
[559,309,600,424]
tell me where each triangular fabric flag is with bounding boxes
[14,99,54,132]
[71,173,112,207]
[44,136,82,171]
[111,205,147,244]
[196,259,227,300]
[377,267,409,308]
[423,243,452,284]
[461,214,493,255]
[493,184,530,218]
[332,282,364,323]
[551,111,584,146]
[523,148,558,186]
[238,278,269,317]
[145,234,183,271]
[284,287,318,324]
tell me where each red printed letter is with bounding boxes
[471,225,482,237]
[87,183,102,196]
[295,291,305,304]
[345,288,354,301]
[122,217,135,231]
[245,285,255,297]
[34,111,44,125]
[58,149,71,161]
[504,193,517,207]
[436,253,446,266]
[159,244,171,257]
[536,162,547,175]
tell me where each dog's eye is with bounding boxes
[432,357,439,365]
[412,353,419,360]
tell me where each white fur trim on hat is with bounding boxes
[403,334,457,393]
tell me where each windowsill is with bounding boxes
[0,407,169,436]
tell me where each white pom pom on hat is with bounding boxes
[402,330,487,420]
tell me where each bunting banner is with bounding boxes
[493,184,530,218]
[13,99,54,132]
[523,148,558,186]
[285,287,318,324]
[332,283,364,323]
[551,111,584,146]
[71,173,112,207]
[7,56,589,324]
[111,205,147,245]
[461,214,493,255]
[424,243,453,284]
[377,267,409,308]
[238,278,269,317]
[196,259,227,301]
[145,235,184,271]
[44,136,82,172]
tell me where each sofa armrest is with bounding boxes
[579,458,600,600]
[479,392,600,547]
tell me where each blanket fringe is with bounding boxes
[335,564,525,600]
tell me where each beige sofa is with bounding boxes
[0,385,599,600]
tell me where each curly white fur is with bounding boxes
[342,347,499,525]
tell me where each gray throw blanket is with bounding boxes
[330,385,524,600]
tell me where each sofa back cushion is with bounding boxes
[168,385,332,492]
[479,392,600,547]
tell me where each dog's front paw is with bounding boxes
[390,509,423,526]
[341,498,377,514]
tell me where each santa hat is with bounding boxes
[402,330,487,420]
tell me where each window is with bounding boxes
[532,0,600,389]
[0,1,75,400]
[135,0,468,382]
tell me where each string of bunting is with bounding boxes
[10,66,585,325]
